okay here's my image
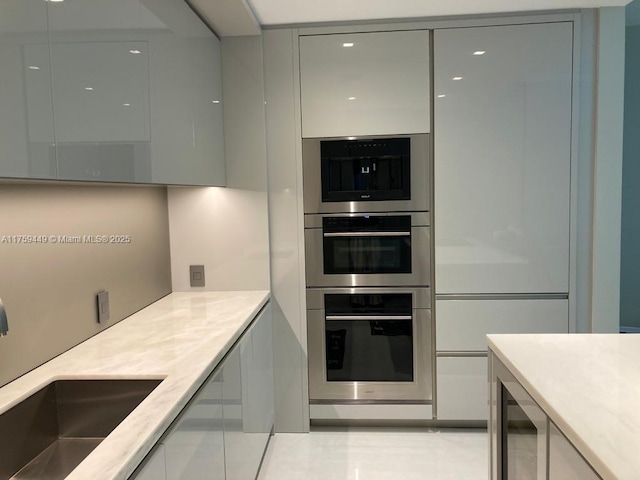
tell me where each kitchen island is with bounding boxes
[0,290,270,480]
[488,334,640,480]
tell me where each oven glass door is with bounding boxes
[324,293,414,383]
[322,216,412,275]
[321,137,410,202]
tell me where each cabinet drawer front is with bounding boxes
[436,299,568,352]
[437,356,487,421]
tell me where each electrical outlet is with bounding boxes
[97,290,110,324]
[190,265,205,287]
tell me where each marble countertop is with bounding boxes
[488,334,640,480]
[0,290,270,480]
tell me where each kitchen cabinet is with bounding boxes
[435,299,568,420]
[224,305,274,480]
[131,304,273,480]
[433,21,573,422]
[549,422,601,479]
[436,356,487,421]
[0,0,55,179]
[0,0,225,185]
[134,444,167,480]
[436,299,568,352]
[299,30,430,138]
[489,351,602,480]
[434,22,573,294]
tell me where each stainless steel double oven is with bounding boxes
[303,134,433,404]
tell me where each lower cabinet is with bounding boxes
[132,304,273,480]
[490,352,601,480]
[436,356,487,421]
[549,423,601,480]
[436,299,568,421]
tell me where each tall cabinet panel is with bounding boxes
[299,30,430,137]
[433,22,574,421]
[434,23,573,294]
[0,0,55,179]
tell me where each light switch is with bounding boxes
[190,265,205,287]
[97,290,110,323]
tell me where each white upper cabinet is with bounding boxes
[434,23,573,294]
[299,30,430,138]
[0,0,224,185]
[0,0,55,179]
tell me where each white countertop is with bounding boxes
[488,334,640,480]
[0,290,270,480]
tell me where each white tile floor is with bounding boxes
[258,428,489,480]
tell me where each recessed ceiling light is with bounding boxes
[123,103,131,107]
[84,87,94,91]
[473,51,486,56]
[347,137,357,140]
[437,94,446,98]
[212,100,220,104]
[129,49,142,54]
[343,42,354,48]
[348,96,356,100]
[45,0,65,3]
[28,66,40,70]
[453,76,463,81]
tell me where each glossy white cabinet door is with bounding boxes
[299,30,430,138]
[549,422,601,479]
[437,356,488,420]
[436,299,568,352]
[434,23,573,294]
[0,0,55,179]
[47,0,152,182]
[134,444,167,480]
[148,5,225,186]
[163,370,225,480]
[226,306,274,480]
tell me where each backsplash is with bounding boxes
[0,183,172,387]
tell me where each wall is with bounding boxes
[0,183,172,387]
[620,2,640,329]
[167,35,270,292]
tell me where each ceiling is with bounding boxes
[243,0,632,26]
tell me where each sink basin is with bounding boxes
[0,379,162,480]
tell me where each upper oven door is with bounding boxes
[302,134,430,214]
[305,213,431,288]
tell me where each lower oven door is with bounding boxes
[307,287,432,403]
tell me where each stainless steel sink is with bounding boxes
[0,379,162,480]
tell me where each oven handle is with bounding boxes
[323,231,411,238]
[325,315,412,321]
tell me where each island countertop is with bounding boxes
[488,333,640,480]
[0,290,270,480]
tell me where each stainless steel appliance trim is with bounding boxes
[310,399,431,405]
[323,231,411,238]
[305,211,430,228]
[435,293,569,301]
[307,287,431,310]
[326,315,413,321]
[436,351,488,358]
[302,134,431,214]
[305,225,431,288]
[307,288,432,403]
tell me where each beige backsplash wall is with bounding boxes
[0,183,172,387]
